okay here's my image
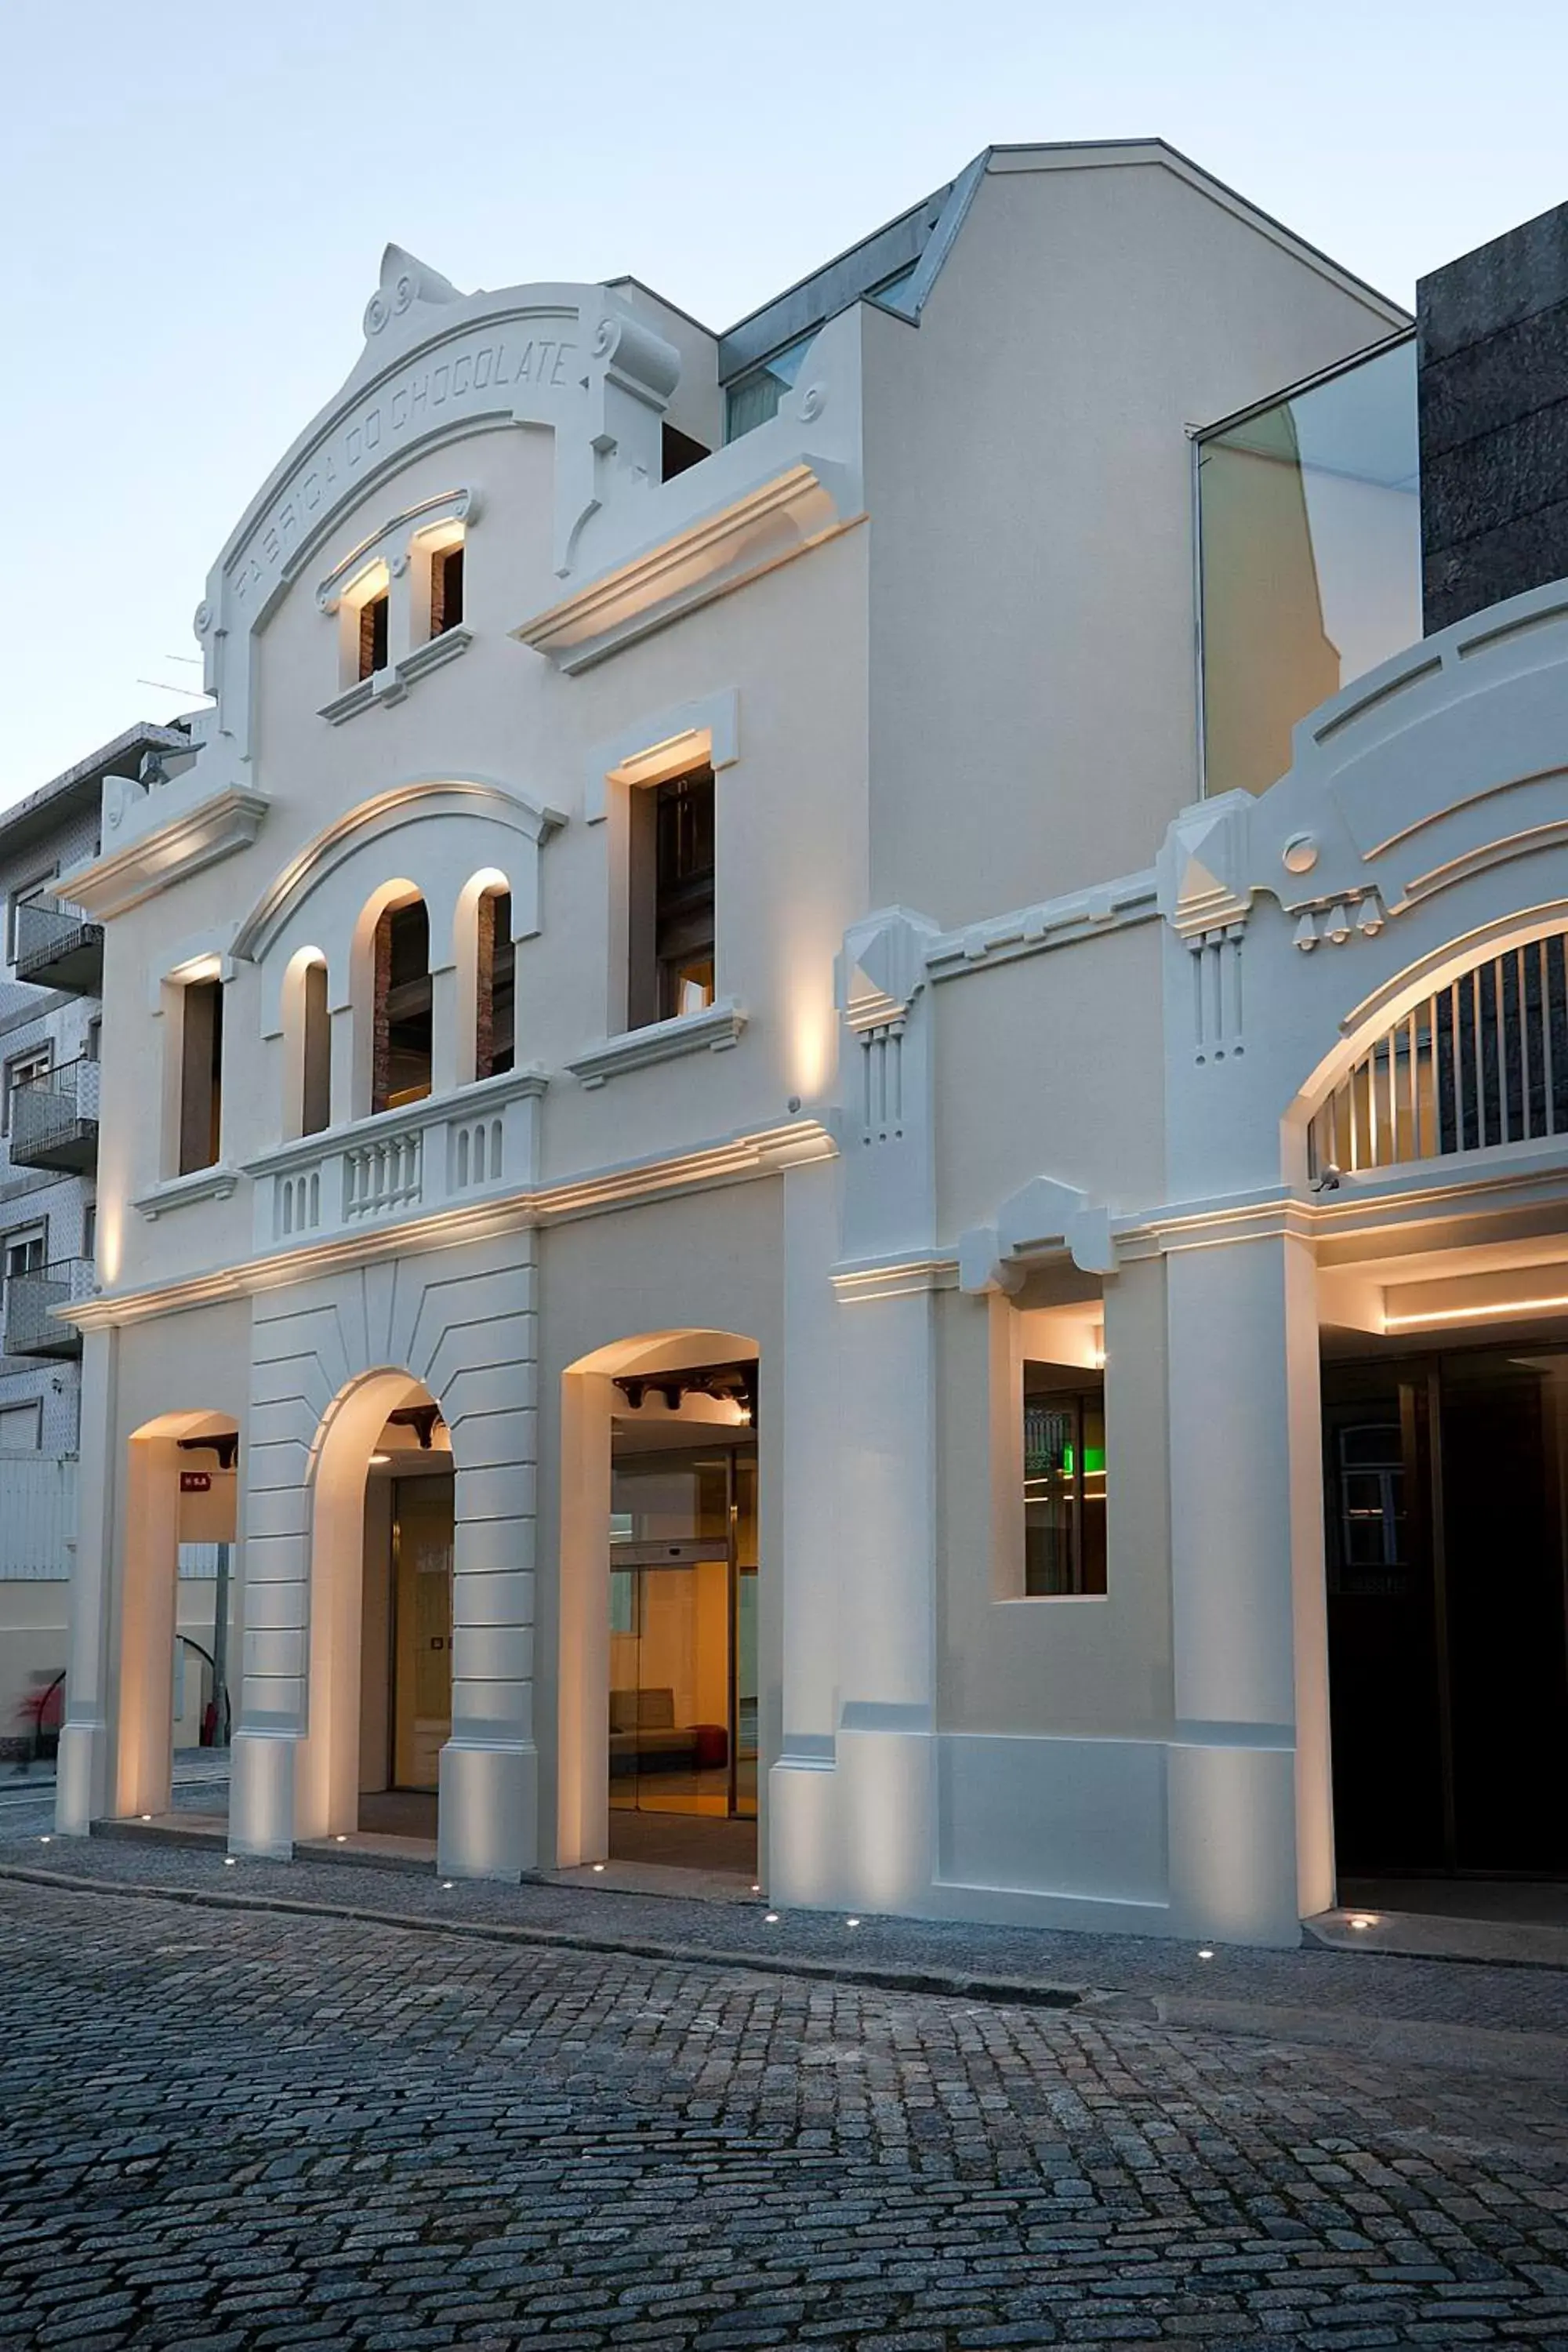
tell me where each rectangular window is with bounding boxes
[4,1225,46,1287]
[1023,1364,1107,1596]
[82,1201,97,1265]
[178,978,223,1174]
[430,544,464,637]
[3,1045,51,1136]
[0,1399,42,1450]
[628,768,716,1028]
[358,590,390,681]
[376,898,433,1112]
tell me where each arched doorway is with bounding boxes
[113,1408,238,1822]
[560,1331,760,1882]
[1296,923,1568,1893]
[298,1369,451,1845]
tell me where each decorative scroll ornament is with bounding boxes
[362,244,461,339]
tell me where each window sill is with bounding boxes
[567,999,746,1090]
[132,1163,241,1221]
[318,626,473,726]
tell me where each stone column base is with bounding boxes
[229,1729,298,1859]
[437,1737,537,1879]
[1167,1738,1301,1947]
[54,1720,110,1838]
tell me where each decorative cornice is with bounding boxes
[515,465,862,673]
[318,626,472,725]
[62,787,269,922]
[131,1163,242,1221]
[927,870,1160,978]
[566,1000,746,1088]
[830,1252,960,1304]
[71,1117,834,1332]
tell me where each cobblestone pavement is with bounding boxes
[5,1877,1568,2350]
[8,1805,1568,2047]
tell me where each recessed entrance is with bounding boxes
[605,1360,758,1875]
[358,1396,452,1842]
[1325,1341,1568,1879]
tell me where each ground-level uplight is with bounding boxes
[38,1835,50,1844]
[223,1857,236,1867]
[592,1862,605,1872]
[1197,1947,1214,1960]
[335,1833,347,1843]
[846,1918,861,1929]
[441,1881,454,1890]
[1348,1915,1377,1930]
[764,1912,780,1924]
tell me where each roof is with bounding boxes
[716,139,1407,383]
[0,722,192,862]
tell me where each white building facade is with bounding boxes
[51,143,1568,1943]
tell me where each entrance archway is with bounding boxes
[559,1330,760,1878]
[114,1408,238,1821]
[298,1368,450,1844]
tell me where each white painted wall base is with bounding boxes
[437,1737,538,1878]
[53,1719,108,1839]
[1167,1738,1301,1948]
[229,1727,297,1859]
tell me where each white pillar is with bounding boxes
[819,1275,938,1915]
[55,1326,118,1835]
[768,1157,848,1904]
[437,1243,539,1880]
[1165,1221,1331,1945]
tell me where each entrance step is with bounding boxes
[1308,1901,1568,1969]
[295,1833,435,1875]
[548,1860,761,1904]
[90,1814,227,1853]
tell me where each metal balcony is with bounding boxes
[13,895,103,993]
[3,1258,91,1358]
[9,1055,99,1173]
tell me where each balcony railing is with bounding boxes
[9,1055,100,1173]
[4,1258,92,1358]
[245,1065,548,1250]
[1308,931,1568,1179]
[13,895,103,993]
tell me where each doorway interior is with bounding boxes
[358,1400,452,1841]
[1324,1338,1568,1889]
[607,1361,758,1876]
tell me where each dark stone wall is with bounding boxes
[1419,201,1568,633]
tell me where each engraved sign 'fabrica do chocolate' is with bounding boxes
[225,318,580,615]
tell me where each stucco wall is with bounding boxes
[862,155,1402,927]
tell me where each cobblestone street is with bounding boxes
[4,1874,1568,2350]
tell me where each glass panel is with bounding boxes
[735,1452,758,1820]
[1023,1367,1107,1596]
[1199,337,1420,799]
[392,1478,452,1790]
[724,332,814,442]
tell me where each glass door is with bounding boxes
[608,1443,756,1820]
[1326,1346,1568,1876]
[391,1476,453,1791]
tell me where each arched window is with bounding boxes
[476,884,514,1080]
[281,948,331,1140]
[455,869,514,1087]
[373,892,432,1113]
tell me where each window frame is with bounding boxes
[3,1043,53,1137]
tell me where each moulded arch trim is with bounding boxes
[232,777,566,966]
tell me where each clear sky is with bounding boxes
[5,0,1566,807]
